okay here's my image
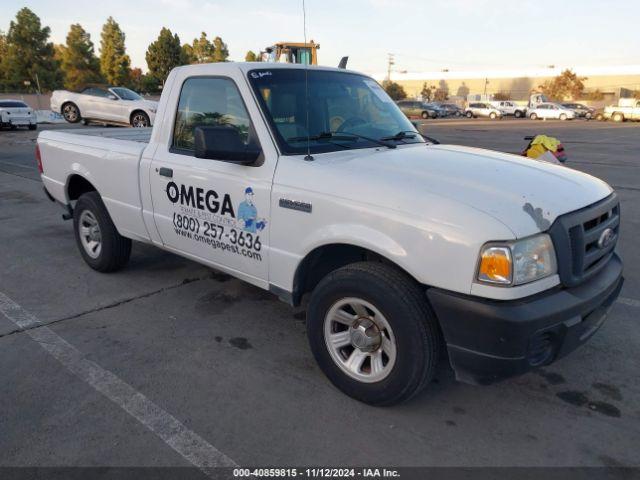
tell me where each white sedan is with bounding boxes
[528,103,576,121]
[51,86,158,127]
[0,100,37,130]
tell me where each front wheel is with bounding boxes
[62,103,81,123]
[421,111,429,119]
[28,124,37,130]
[559,113,567,121]
[131,111,150,128]
[612,112,624,123]
[514,110,523,118]
[489,112,497,119]
[73,192,132,272]
[307,262,441,406]
[465,111,473,118]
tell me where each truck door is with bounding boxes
[148,75,274,284]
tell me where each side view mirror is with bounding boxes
[194,126,261,164]
[108,94,118,100]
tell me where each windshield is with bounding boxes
[111,87,143,101]
[0,101,28,108]
[248,68,423,155]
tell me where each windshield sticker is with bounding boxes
[250,71,272,79]
[166,182,265,262]
[364,79,392,103]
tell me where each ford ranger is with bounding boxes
[37,63,623,405]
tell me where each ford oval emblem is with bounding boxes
[597,228,615,249]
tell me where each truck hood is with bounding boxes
[307,143,613,238]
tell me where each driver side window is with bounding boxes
[172,77,253,154]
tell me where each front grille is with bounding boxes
[548,193,620,287]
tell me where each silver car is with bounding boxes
[528,103,576,121]
[465,102,503,119]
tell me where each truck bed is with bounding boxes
[38,127,152,243]
[70,127,152,143]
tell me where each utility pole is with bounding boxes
[387,53,395,82]
[483,78,489,96]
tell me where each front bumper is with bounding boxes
[427,253,623,385]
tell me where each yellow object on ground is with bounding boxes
[526,135,561,158]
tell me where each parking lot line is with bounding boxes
[618,297,640,308]
[0,291,237,474]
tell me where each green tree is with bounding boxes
[420,82,432,102]
[245,50,259,62]
[382,80,407,101]
[212,36,229,62]
[181,43,195,64]
[190,32,216,63]
[539,69,586,101]
[146,28,184,86]
[100,17,130,85]
[58,24,102,90]
[0,8,61,91]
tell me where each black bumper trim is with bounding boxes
[427,254,623,385]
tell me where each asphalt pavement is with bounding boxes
[1,119,638,470]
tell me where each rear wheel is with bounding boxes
[62,102,81,123]
[559,113,567,121]
[73,192,132,272]
[530,113,538,120]
[612,112,624,123]
[421,111,429,119]
[514,110,523,118]
[307,262,441,406]
[489,112,497,119]
[131,111,150,128]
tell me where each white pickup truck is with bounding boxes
[604,98,640,122]
[38,63,623,405]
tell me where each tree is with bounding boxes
[382,80,407,101]
[146,28,185,85]
[190,32,216,63]
[420,82,432,102]
[100,17,130,85]
[58,24,102,90]
[539,69,586,101]
[0,8,61,91]
[212,36,229,62]
[586,89,604,101]
[245,50,259,62]
[493,91,511,101]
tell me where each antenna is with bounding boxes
[302,0,313,161]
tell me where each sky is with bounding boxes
[2,0,639,78]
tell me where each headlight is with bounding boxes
[477,234,557,286]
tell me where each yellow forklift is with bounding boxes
[261,41,320,65]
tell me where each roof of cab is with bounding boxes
[172,61,361,76]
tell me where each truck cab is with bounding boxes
[38,63,623,405]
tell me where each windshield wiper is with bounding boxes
[379,130,419,142]
[287,131,396,149]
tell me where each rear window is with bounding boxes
[0,101,28,108]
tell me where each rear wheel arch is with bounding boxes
[66,174,97,202]
[130,109,150,127]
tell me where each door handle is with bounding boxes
[158,167,173,178]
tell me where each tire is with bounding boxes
[465,111,473,118]
[62,102,81,123]
[530,113,538,120]
[131,111,150,128]
[421,111,429,119]
[559,113,567,121]
[73,192,132,272]
[28,124,37,130]
[612,112,624,123]
[585,112,592,120]
[514,110,523,118]
[595,113,604,121]
[489,112,497,119]
[307,262,441,406]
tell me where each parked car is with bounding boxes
[528,103,576,120]
[489,100,527,118]
[465,102,503,119]
[50,86,158,127]
[0,100,37,130]
[396,100,438,119]
[440,103,464,117]
[603,99,640,122]
[424,102,447,117]
[561,103,595,119]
